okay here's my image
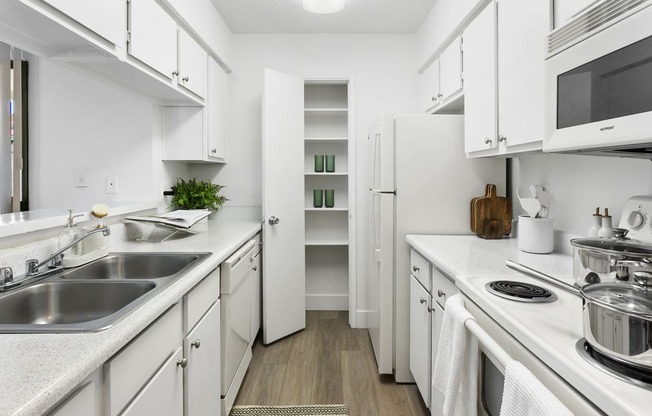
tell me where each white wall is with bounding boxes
[30,58,189,212]
[512,153,652,236]
[190,33,420,315]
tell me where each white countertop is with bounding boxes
[406,234,652,416]
[0,215,261,416]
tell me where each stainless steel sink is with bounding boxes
[60,252,208,280]
[0,252,210,333]
[0,281,156,332]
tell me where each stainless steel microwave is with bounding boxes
[544,0,652,158]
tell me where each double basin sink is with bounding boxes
[0,252,210,333]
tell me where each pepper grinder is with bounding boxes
[598,208,614,238]
[588,207,602,237]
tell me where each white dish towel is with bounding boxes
[432,294,479,416]
[500,360,574,416]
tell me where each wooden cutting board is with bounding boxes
[470,184,491,233]
[472,184,512,237]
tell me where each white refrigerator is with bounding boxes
[367,114,506,381]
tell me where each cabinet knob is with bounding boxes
[427,306,434,313]
[211,148,217,154]
[412,266,419,272]
[437,290,445,298]
[177,358,188,368]
[183,76,189,82]
[431,96,436,101]
[437,93,443,98]
[191,339,201,349]
[484,138,492,145]
[498,135,507,143]
[252,265,258,271]
[172,70,179,76]
[419,297,427,304]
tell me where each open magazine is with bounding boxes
[125,209,211,229]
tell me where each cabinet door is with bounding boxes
[439,37,463,101]
[251,249,262,342]
[48,370,101,416]
[207,56,227,161]
[422,58,440,112]
[463,2,497,153]
[43,0,125,46]
[178,29,208,98]
[262,68,306,344]
[121,347,184,416]
[128,0,178,80]
[430,302,445,416]
[409,275,431,407]
[185,301,221,416]
[497,0,549,148]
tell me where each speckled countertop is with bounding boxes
[0,215,261,416]
[405,234,574,280]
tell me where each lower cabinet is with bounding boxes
[430,301,445,416]
[47,369,102,416]
[409,275,432,407]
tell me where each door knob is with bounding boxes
[268,216,280,225]
[191,339,201,349]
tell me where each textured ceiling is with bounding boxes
[210,0,437,34]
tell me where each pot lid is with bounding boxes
[582,283,652,317]
[571,237,652,257]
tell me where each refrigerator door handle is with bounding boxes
[371,192,381,263]
[372,133,381,191]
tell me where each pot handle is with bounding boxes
[505,260,581,297]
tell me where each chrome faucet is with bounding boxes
[25,226,111,277]
[0,227,111,292]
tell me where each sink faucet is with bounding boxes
[25,226,112,277]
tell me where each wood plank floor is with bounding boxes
[234,311,430,416]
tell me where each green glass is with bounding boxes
[313,189,324,208]
[314,155,324,172]
[325,155,335,173]
[325,189,335,208]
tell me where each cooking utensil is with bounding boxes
[517,186,541,218]
[473,184,512,237]
[506,259,652,371]
[537,188,551,218]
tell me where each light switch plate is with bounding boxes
[74,168,89,187]
[106,176,118,194]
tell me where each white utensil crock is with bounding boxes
[518,215,553,254]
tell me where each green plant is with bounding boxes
[171,178,228,210]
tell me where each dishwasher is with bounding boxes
[221,239,256,415]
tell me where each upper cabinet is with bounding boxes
[463,0,550,157]
[422,36,464,114]
[42,0,125,46]
[178,29,208,98]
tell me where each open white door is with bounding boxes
[262,68,306,344]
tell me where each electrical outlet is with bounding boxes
[106,176,118,194]
[74,168,89,187]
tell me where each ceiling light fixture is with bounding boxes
[302,0,345,14]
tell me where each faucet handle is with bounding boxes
[0,267,13,284]
[49,254,64,269]
[25,259,39,277]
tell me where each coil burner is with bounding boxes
[485,280,558,303]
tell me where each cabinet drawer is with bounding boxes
[185,267,220,332]
[432,266,457,308]
[121,347,184,416]
[105,303,183,416]
[410,249,431,291]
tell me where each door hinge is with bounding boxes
[126,31,131,43]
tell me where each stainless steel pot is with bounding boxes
[506,260,652,371]
[571,235,652,287]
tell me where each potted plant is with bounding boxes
[171,178,228,211]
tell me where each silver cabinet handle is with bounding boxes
[431,96,436,101]
[211,148,217,154]
[191,339,201,349]
[183,76,189,82]
[437,290,445,298]
[177,358,188,368]
[172,70,179,76]
[437,93,443,98]
[484,138,492,145]
[252,265,258,271]
[419,297,427,304]
[498,135,507,143]
[412,266,419,272]
[427,306,434,313]
[268,216,280,225]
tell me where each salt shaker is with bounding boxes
[598,208,614,238]
[588,207,602,237]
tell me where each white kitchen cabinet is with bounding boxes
[47,370,102,416]
[128,0,178,81]
[430,301,445,416]
[409,275,431,407]
[463,2,498,153]
[42,0,125,46]
[439,37,463,101]
[162,57,227,163]
[422,58,441,112]
[178,28,208,98]
[463,0,549,156]
[184,301,221,416]
[121,347,184,416]
[250,242,262,342]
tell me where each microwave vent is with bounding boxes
[547,0,652,57]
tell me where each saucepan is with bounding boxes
[506,259,652,371]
